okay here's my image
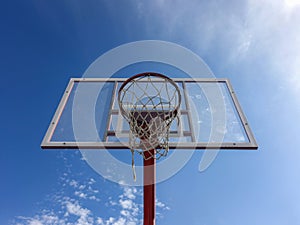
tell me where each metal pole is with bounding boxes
[143,149,156,225]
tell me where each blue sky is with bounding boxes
[1,0,300,224]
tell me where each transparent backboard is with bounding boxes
[41,78,257,150]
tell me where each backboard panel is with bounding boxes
[41,78,257,149]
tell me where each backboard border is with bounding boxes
[41,78,258,150]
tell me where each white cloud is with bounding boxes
[244,0,300,93]
[14,148,167,225]
[17,213,64,225]
[79,184,86,190]
[65,200,94,225]
[126,0,300,95]
[75,191,88,199]
[89,195,100,201]
[155,200,165,208]
[107,217,115,224]
[112,217,126,225]
[89,178,96,184]
[70,180,78,187]
[123,187,137,200]
[109,200,118,206]
[284,0,300,11]
[28,220,43,225]
[156,199,170,210]
[120,210,130,217]
[96,217,104,224]
[65,201,89,216]
[119,199,133,209]
[15,183,144,225]
[126,222,137,225]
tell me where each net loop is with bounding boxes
[118,73,181,180]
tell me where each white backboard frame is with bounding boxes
[41,78,258,150]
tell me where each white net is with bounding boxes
[118,73,181,179]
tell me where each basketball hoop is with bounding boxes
[118,72,181,179]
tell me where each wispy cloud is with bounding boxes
[13,152,169,225]
[64,199,94,224]
[126,0,300,94]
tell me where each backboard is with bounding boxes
[41,77,257,150]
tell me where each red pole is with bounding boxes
[143,149,156,225]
